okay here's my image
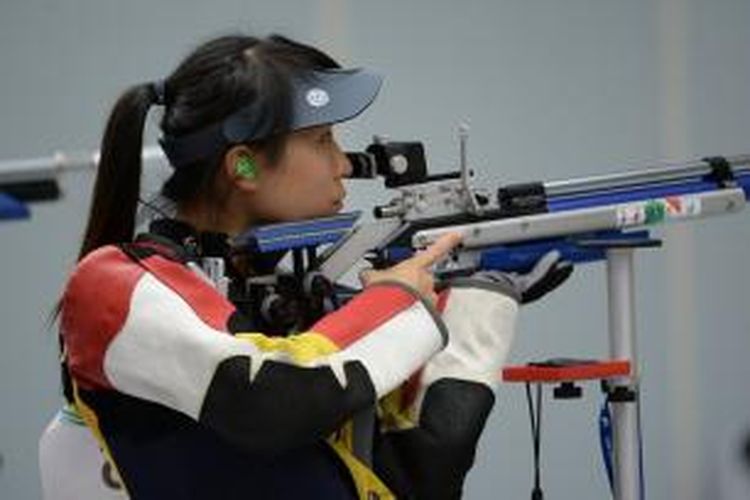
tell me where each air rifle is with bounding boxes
[231,129,749,329]
[0,154,66,220]
[0,147,166,221]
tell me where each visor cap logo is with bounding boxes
[306,88,330,108]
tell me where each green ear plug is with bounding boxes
[235,156,258,180]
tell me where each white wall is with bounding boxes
[1,0,748,498]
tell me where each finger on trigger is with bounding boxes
[413,232,463,268]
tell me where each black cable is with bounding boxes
[138,196,172,220]
[636,391,646,500]
[526,382,544,500]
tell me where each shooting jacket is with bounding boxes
[59,219,495,499]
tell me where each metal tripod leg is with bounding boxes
[606,248,641,500]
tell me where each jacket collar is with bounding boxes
[139,218,231,261]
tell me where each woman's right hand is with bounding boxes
[358,232,463,305]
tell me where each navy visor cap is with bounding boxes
[160,68,383,168]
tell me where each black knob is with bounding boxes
[553,382,583,399]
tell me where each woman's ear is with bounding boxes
[224,145,262,192]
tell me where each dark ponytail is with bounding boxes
[56,85,156,402]
[78,83,157,260]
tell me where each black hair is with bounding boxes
[58,34,340,403]
[78,33,339,260]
